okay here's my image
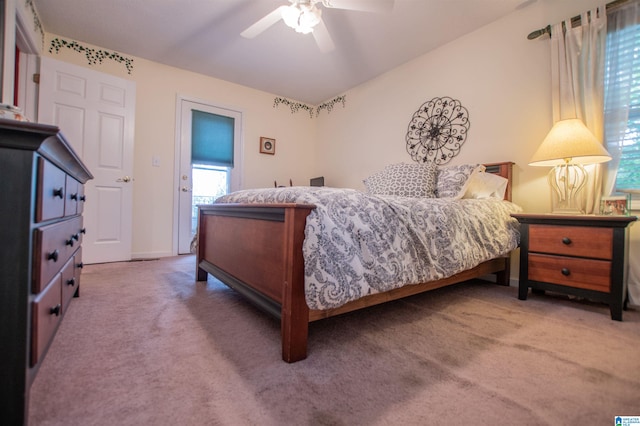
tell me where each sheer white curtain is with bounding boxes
[550,6,607,213]
[603,0,640,195]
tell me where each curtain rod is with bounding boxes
[527,0,631,40]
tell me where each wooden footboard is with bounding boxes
[196,162,515,363]
[196,203,314,362]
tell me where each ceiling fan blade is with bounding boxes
[322,0,394,13]
[312,18,335,53]
[240,5,288,39]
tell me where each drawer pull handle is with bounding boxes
[48,250,59,262]
[66,238,74,247]
[80,228,86,234]
[80,195,86,202]
[72,233,80,241]
[562,237,572,245]
[53,187,64,199]
[77,262,84,269]
[70,193,78,201]
[561,268,571,276]
[66,277,75,286]
[50,304,61,316]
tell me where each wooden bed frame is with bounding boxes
[196,162,514,362]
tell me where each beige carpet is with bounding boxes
[29,255,640,425]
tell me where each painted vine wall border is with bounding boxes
[273,95,346,118]
[25,0,45,47]
[49,37,134,75]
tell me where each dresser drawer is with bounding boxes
[36,157,66,223]
[61,255,78,314]
[65,175,79,216]
[76,182,86,214]
[528,253,611,292]
[33,216,84,293]
[31,274,63,366]
[529,224,613,260]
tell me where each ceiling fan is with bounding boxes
[240,0,394,53]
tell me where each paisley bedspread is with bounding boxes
[215,187,522,310]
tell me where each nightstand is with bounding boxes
[511,213,637,321]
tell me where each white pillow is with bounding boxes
[363,162,437,198]
[463,171,509,199]
[436,164,485,199]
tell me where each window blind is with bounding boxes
[191,110,234,168]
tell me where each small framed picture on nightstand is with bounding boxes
[600,194,630,216]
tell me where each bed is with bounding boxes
[196,161,520,362]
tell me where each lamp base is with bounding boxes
[548,163,588,215]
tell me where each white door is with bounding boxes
[38,57,136,264]
[176,97,243,254]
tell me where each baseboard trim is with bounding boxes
[131,251,173,260]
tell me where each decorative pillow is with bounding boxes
[363,162,437,198]
[436,163,485,199]
[462,171,508,200]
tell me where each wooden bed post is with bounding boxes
[495,256,511,286]
[280,206,311,362]
[196,205,209,282]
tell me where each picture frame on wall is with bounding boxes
[599,194,630,216]
[260,137,275,155]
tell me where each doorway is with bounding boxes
[176,97,243,254]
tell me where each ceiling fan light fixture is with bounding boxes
[282,3,322,34]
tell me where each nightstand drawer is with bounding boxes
[529,224,612,260]
[528,253,611,292]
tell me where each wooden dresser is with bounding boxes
[0,119,92,425]
[512,213,637,320]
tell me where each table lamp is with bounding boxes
[529,118,611,214]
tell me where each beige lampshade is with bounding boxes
[529,118,612,167]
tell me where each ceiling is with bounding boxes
[33,0,532,105]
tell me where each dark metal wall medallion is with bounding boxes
[405,97,470,164]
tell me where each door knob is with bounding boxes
[117,176,132,183]
[181,187,191,192]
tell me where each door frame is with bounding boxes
[172,94,244,255]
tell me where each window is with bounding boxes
[190,164,228,235]
[604,2,640,205]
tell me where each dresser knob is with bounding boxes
[48,250,59,262]
[77,262,84,269]
[66,238,75,247]
[53,187,64,199]
[66,277,75,286]
[80,195,86,202]
[561,268,571,276]
[50,304,61,316]
[80,228,86,234]
[72,233,80,241]
[562,237,572,245]
[70,193,78,201]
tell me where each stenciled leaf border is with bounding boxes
[25,0,45,47]
[49,37,134,75]
[273,95,346,118]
